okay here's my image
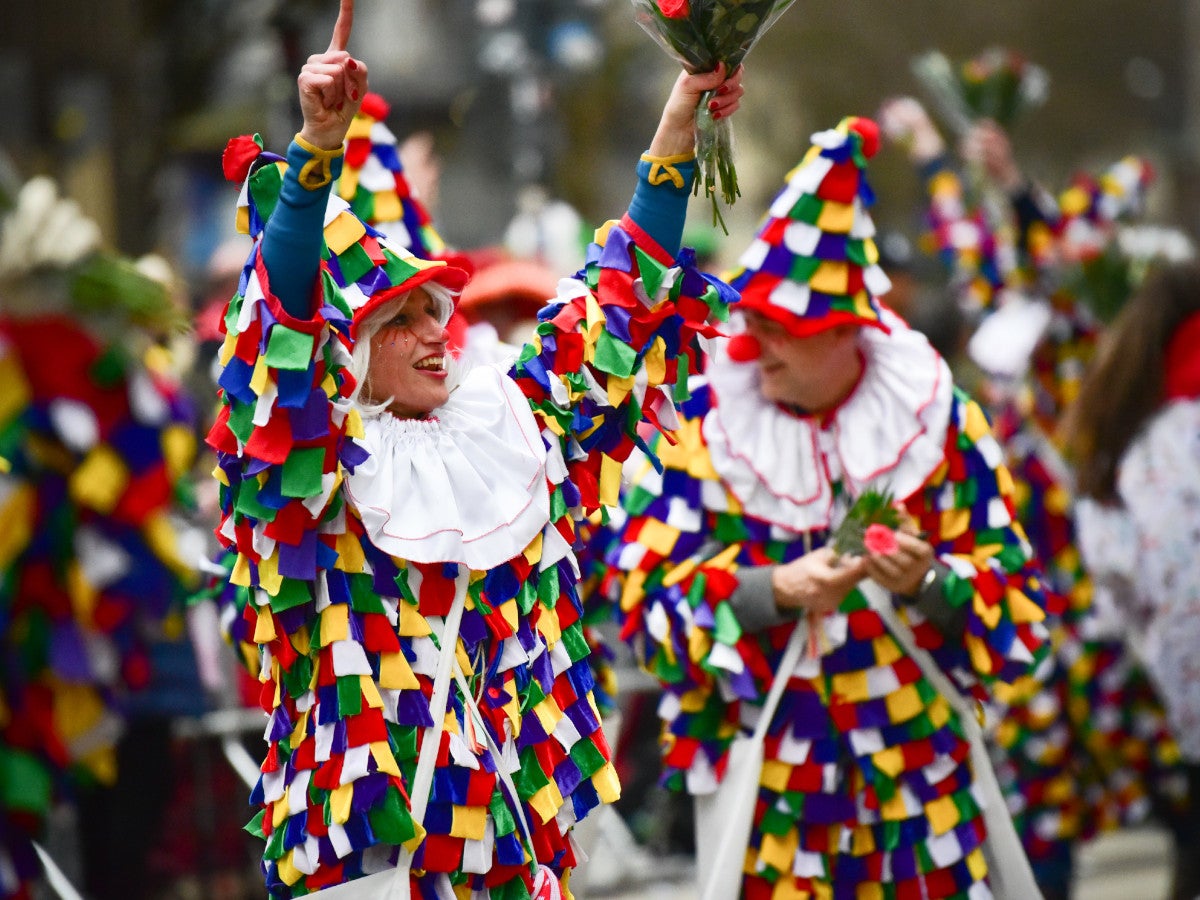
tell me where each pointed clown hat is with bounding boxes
[223,133,469,340]
[336,92,451,261]
[727,116,892,338]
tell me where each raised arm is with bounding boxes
[626,64,743,256]
[260,0,369,318]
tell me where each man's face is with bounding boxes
[742,311,859,408]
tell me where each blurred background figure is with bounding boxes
[1071,259,1200,900]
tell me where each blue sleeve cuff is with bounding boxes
[627,156,697,259]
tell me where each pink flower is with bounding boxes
[863,523,900,556]
[658,0,690,19]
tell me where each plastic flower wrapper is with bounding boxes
[911,47,1048,137]
[831,486,901,557]
[630,0,798,231]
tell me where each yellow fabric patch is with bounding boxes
[966,846,988,882]
[398,601,433,637]
[370,741,401,777]
[871,746,905,778]
[809,261,849,295]
[529,782,564,824]
[0,353,31,426]
[324,212,367,256]
[1006,586,1046,624]
[254,608,277,643]
[320,604,350,644]
[450,805,488,840]
[276,851,303,886]
[606,373,634,408]
[334,531,366,573]
[143,512,196,582]
[599,454,623,509]
[330,783,354,824]
[160,424,196,481]
[250,356,270,397]
[523,531,544,567]
[373,193,402,225]
[761,827,799,873]
[272,794,290,829]
[851,822,876,856]
[871,635,903,667]
[830,669,869,703]
[230,552,252,587]
[636,518,681,557]
[69,445,129,513]
[537,609,562,647]
[360,675,383,709]
[924,792,961,834]
[963,401,991,442]
[0,484,34,570]
[884,684,922,723]
[256,552,284,596]
[379,651,420,689]
[966,633,994,675]
[816,200,855,234]
[760,760,792,793]
[973,592,1003,630]
[940,507,970,541]
[591,761,621,803]
[619,569,647,612]
[644,337,667,386]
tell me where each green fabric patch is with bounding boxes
[264,325,316,372]
[281,446,326,498]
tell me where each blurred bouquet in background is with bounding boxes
[911,47,1049,135]
[631,0,798,231]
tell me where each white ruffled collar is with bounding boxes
[703,311,953,531]
[345,364,550,570]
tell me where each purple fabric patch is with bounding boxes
[277,529,318,580]
[49,624,92,681]
[599,227,634,272]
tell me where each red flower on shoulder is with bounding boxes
[222,133,265,184]
[658,0,690,19]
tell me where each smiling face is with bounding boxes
[742,311,863,411]
[364,288,451,418]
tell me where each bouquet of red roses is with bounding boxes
[631,0,797,231]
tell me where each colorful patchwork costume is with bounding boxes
[916,141,1186,896]
[208,131,732,897]
[0,179,198,899]
[602,119,1049,898]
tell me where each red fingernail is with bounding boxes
[351,89,359,100]
[348,60,357,70]
[337,102,344,111]
[712,110,723,120]
[708,99,719,111]
[717,85,730,95]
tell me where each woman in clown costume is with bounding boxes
[206,4,743,897]
[601,117,1049,898]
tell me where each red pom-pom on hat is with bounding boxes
[222,133,265,184]
[358,92,391,121]
[847,117,881,159]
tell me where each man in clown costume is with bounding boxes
[602,117,1050,898]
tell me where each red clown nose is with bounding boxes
[726,333,761,362]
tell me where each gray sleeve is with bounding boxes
[728,565,797,633]
[903,560,968,638]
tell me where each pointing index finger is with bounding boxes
[327,0,354,52]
